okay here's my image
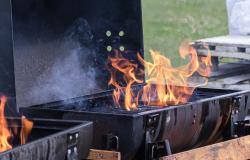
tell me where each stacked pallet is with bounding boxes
[161,135,250,160]
[193,36,250,90]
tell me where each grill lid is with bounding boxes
[8,0,144,108]
[0,0,15,99]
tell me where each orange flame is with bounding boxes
[108,42,211,110]
[0,96,33,153]
[20,116,33,145]
[0,96,12,152]
[108,51,144,110]
[138,42,211,106]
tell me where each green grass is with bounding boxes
[142,0,228,66]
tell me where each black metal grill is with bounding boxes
[0,118,93,160]
[21,88,250,160]
[1,0,250,160]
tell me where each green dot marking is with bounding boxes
[119,31,125,37]
[119,46,125,52]
[107,46,112,52]
[106,30,112,37]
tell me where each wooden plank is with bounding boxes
[195,36,250,48]
[87,149,121,160]
[160,135,250,160]
[193,36,250,60]
[197,49,250,60]
[200,62,250,90]
[210,63,250,77]
[218,73,250,85]
[204,82,250,90]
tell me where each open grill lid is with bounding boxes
[0,0,15,99]
[0,0,144,108]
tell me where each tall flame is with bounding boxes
[108,42,211,110]
[138,42,211,106]
[0,96,33,153]
[0,96,12,152]
[108,51,144,110]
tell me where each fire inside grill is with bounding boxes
[0,96,92,160]
[39,87,234,114]
[22,87,247,160]
[1,0,250,159]
[107,41,212,111]
[0,115,93,160]
[0,96,33,153]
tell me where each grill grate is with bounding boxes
[39,88,235,114]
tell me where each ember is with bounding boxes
[108,42,212,110]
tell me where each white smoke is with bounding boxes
[14,18,101,108]
[27,42,98,106]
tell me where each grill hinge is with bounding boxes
[146,113,161,139]
[232,96,242,115]
[67,132,79,160]
[231,95,250,138]
[233,120,250,137]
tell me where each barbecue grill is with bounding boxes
[0,118,93,160]
[0,0,250,160]
[21,87,250,159]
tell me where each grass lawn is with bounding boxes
[142,0,228,65]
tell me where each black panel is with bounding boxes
[11,0,144,107]
[0,0,15,97]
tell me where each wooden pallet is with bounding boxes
[191,62,250,90]
[193,35,250,90]
[160,135,250,160]
[194,36,250,60]
[204,62,250,90]
[86,149,121,160]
